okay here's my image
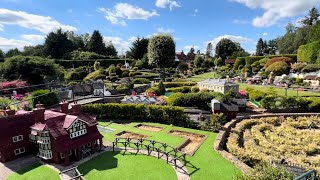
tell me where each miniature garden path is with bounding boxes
[0,155,38,179]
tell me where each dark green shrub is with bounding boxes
[234,57,246,70]
[160,82,197,88]
[107,73,118,82]
[32,89,59,107]
[192,68,206,75]
[116,84,131,94]
[158,80,166,95]
[121,70,129,77]
[54,59,133,68]
[83,70,106,81]
[245,56,265,66]
[81,103,190,127]
[165,77,172,82]
[133,78,150,84]
[301,64,320,73]
[191,86,199,93]
[307,97,320,112]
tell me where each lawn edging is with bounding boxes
[214,113,320,174]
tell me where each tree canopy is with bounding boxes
[215,38,243,60]
[43,29,74,59]
[87,30,107,55]
[129,37,149,60]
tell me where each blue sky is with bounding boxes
[0,0,320,54]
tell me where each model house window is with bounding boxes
[69,120,87,139]
[60,153,65,159]
[14,147,25,155]
[12,135,23,143]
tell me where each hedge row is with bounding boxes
[297,40,320,64]
[159,82,197,88]
[167,92,223,110]
[54,59,134,68]
[31,89,59,107]
[234,57,246,70]
[81,103,190,127]
[166,86,191,93]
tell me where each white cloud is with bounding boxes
[193,9,198,16]
[232,19,250,24]
[157,27,175,33]
[0,37,31,51]
[128,36,138,42]
[184,45,199,50]
[232,0,320,27]
[104,36,130,54]
[0,8,77,33]
[205,34,253,51]
[263,32,268,36]
[20,34,45,43]
[155,0,181,10]
[0,24,4,31]
[99,3,159,26]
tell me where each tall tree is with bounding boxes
[231,42,250,57]
[307,21,320,43]
[256,38,264,56]
[262,40,268,54]
[0,49,4,60]
[196,50,201,54]
[105,42,117,56]
[67,31,85,50]
[43,29,74,59]
[194,55,204,68]
[215,38,237,60]
[80,33,91,49]
[87,30,107,55]
[300,7,319,26]
[187,47,195,61]
[267,39,278,55]
[148,34,175,80]
[129,37,149,60]
[5,48,22,58]
[205,42,213,58]
[23,45,44,57]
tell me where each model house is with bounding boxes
[197,78,239,94]
[175,52,189,63]
[211,99,239,120]
[0,102,103,164]
[303,75,320,87]
[121,95,158,105]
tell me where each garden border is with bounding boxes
[213,113,320,174]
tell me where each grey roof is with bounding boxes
[198,78,237,85]
[121,95,158,104]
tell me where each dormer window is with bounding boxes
[68,119,87,139]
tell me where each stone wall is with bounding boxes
[214,113,320,174]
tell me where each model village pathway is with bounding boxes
[1,143,190,180]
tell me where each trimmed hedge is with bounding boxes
[235,55,297,70]
[301,64,320,73]
[133,78,150,84]
[264,57,292,69]
[81,103,190,127]
[167,92,223,110]
[158,82,197,88]
[32,89,59,107]
[54,59,134,68]
[297,40,320,64]
[166,86,191,93]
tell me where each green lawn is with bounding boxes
[189,72,217,82]
[239,83,320,97]
[78,151,177,180]
[7,163,59,180]
[96,122,240,180]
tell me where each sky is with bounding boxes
[0,0,320,55]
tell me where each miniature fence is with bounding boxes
[112,138,188,168]
[59,166,85,180]
[294,170,317,180]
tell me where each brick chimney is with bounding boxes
[71,102,81,115]
[59,100,69,114]
[33,104,45,123]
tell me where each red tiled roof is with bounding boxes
[304,75,318,80]
[176,52,188,61]
[31,123,46,131]
[63,115,78,129]
[225,59,236,64]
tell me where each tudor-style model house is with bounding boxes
[0,102,103,164]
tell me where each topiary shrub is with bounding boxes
[291,63,307,73]
[32,89,59,107]
[301,64,320,73]
[158,80,166,95]
[133,78,150,84]
[264,57,292,69]
[297,40,320,64]
[265,61,289,76]
[83,70,106,81]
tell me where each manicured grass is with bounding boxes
[78,151,177,180]
[189,72,217,82]
[98,122,240,180]
[239,83,320,97]
[7,163,59,180]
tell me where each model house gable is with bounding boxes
[67,119,88,139]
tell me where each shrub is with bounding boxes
[191,86,199,93]
[145,87,161,96]
[84,70,106,81]
[133,78,150,84]
[297,40,320,64]
[178,62,188,72]
[301,64,320,73]
[166,86,191,93]
[234,57,246,70]
[307,97,320,112]
[81,103,190,127]
[107,73,118,82]
[67,50,107,60]
[291,63,307,73]
[54,59,133,69]
[192,68,207,75]
[264,57,292,69]
[245,56,265,66]
[116,84,131,94]
[167,92,222,110]
[121,70,129,77]
[165,77,172,82]
[158,80,166,95]
[265,61,289,76]
[160,82,197,88]
[31,89,59,107]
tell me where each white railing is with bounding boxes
[38,149,52,159]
